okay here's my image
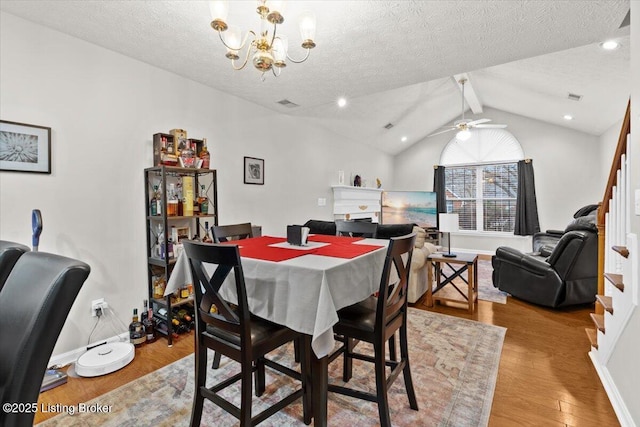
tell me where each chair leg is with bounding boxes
[400,323,419,410]
[240,356,253,426]
[294,337,301,363]
[388,334,397,362]
[255,357,266,397]
[374,341,392,427]
[342,337,355,382]
[190,344,208,427]
[211,351,222,369]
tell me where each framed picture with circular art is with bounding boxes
[0,120,51,174]
[244,156,264,185]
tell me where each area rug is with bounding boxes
[39,309,506,427]
[437,258,508,304]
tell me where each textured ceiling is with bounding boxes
[0,0,631,154]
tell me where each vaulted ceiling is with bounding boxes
[0,1,631,154]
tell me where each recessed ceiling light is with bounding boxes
[337,97,347,108]
[600,40,620,50]
[401,136,408,142]
[563,114,573,120]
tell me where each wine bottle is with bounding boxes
[129,308,146,347]
[143,300,157,344]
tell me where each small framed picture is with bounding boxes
[244,156,264,185]
[0,120,52,174]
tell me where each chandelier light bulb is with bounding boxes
[337,97,347,108]
[272,36,288,66]
[223,25,242,58]
[299,11,317,47]
[209,0,229,30]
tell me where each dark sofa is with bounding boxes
[303,219,415,240]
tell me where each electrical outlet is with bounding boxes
[91,298,106,317]
[318,197,326,206]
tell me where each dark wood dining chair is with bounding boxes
[0,240,30,293]
[211,222,253,243]
[335,220,378,238]
[210,222,253,368]
[182,240,310,426]
[327,233,418,427]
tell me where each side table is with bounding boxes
[426,252,479,313]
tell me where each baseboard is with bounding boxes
[48,333,129,368]
[588,350,637,427]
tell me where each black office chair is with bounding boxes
[335,220,378,238]
[0,240,30,293]
[211,222,253,243]
[328,233,418,427]
[183,240,310,426]
[0,252,90,427]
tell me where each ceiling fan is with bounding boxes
[428,78,507,140]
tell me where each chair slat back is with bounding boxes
[335,220,378,238]
[212,223,253,243]
[376,233,416,327]
[182,240,250,338]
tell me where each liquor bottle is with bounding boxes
[202,221,212,243]
[176,182,184,216]
[199,138,211,169]
[153,276,166,299]
[129,308,146,347]
[150,185,160,216]
[167,184,178,216]
[143,300,157,344]
[198,184,208,215]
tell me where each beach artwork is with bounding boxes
[382,191,438,228]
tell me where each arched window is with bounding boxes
[440,129,524,232]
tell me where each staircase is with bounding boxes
[586,100,638,425]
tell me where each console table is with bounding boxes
[426,252,478,314]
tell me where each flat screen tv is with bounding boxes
[381,191,438,228]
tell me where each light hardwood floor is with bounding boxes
[35,263,619,426]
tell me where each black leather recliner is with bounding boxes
[492,215,598,308]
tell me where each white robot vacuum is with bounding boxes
[75,342,135,377]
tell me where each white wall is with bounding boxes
[599,118,624,188]
[0,12,393,356]
[393,107,602,253]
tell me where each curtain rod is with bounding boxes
[434,158,531,169]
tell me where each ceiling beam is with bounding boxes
[452,73,483,114]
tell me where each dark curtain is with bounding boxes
[514,160,540,236]
[433,166,446,214]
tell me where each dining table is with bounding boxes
[166,234,389,426]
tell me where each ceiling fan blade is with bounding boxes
[427,128,456,137]
[474,124,508,128]
[466,118,492,126]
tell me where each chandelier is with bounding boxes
[209,1,317,77]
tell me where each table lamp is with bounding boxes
[439,213,459,258]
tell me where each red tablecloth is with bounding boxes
[222,235,383,262]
